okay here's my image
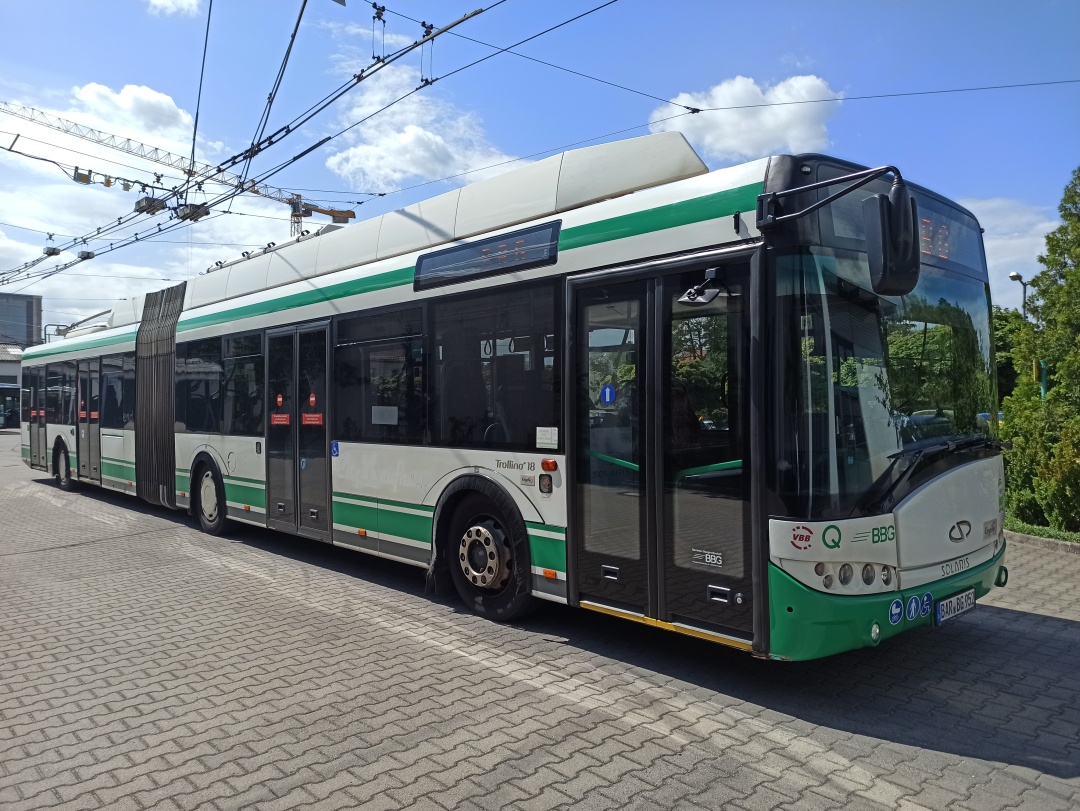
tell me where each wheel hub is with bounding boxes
[458,520,511,590]
[200,472,219,522]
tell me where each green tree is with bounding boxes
[992,305,1024,401]
[1002,164,1080,531]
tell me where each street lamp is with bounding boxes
[1009,271,1028,319]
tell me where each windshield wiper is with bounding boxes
[855,436,1002,516]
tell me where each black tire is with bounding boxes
[194,463,228,535]
[448,492,535,621]
[55,446,76,492]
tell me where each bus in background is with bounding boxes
[20,132,1007,660]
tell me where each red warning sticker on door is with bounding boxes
[309,393,316,407]
[270,413,290,425]
[302,413,324,426]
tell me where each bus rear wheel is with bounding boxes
[195,464,227,536]
[55,447,75,492]
[448,492,535,621]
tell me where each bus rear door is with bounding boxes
[266,324,330,541]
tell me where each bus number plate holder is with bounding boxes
[934,589,975,626]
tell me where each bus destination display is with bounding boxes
[414,221,561,290]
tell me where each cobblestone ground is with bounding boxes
[2,431,1078,811]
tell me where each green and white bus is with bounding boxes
[21,132,1008,660]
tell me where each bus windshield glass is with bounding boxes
[773,196,994,519]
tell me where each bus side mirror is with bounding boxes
[864,179,920,296]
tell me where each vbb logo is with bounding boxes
[791,525,813,551]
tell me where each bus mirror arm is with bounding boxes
[756,164,920,296]
[678,267,721,306]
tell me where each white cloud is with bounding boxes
[959,197,1058,313]
[71,83,194,140]
[323,64,518,193]
[0,82,290,334]
[649,75,842,164]
[146,0,200,16]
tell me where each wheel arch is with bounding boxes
[426,473,531,598]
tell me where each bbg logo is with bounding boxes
[872,525,896,544]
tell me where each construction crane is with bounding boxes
[0,102,355,235]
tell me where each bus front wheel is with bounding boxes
[195,464,227,536]
[448,492,535,622]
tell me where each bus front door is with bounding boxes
[76,360,101,482]
[569,264,754,641]
[266,325,330,541]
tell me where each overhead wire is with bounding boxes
[233,0,309,210]
[7,0,1077,289]
[2,2,506,283]
[184,0,214,205]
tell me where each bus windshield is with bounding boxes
[773,220,995,519]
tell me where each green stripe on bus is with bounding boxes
[558,183,763,252]
[528,533,566,573]
[101,458,136,479]
[525,521,565,537]
[22,184,762,359]
[224,481,267,509]
[177,265,415,333]
[21,330,138,361]
[223,474,265,486]
[378,496,434,513]
[378,508,432,544]
[333,498,379,531]
[176,471,191,490]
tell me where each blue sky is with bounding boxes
[0,0,1077,334]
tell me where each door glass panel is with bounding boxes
[267,333,296,526]
[662,268,752,630]
[298,329,328,535]
[580,296,644,560]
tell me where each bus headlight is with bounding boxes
[881,565,892,586]
[862,564,876,586]
[838,563,853,586]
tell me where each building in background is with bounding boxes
[0,343,21,427]
[0,293,42,349]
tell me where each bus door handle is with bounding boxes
[601,565,619,581]
[277,502,286,513]
[309,509,319,521]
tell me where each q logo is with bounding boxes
[822,524,842,550]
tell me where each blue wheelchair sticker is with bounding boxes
[920,592,933,617]
[331,441,339,458]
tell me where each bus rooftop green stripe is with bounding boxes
[177,266,414,332]
[558,183,763,253]
[21,330,138,360]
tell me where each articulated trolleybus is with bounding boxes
[22,132,1007,660]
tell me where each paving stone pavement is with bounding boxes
[1,431,1079,811]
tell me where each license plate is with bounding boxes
[935,589,976,625]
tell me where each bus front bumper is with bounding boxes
[767,541,1007,661]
